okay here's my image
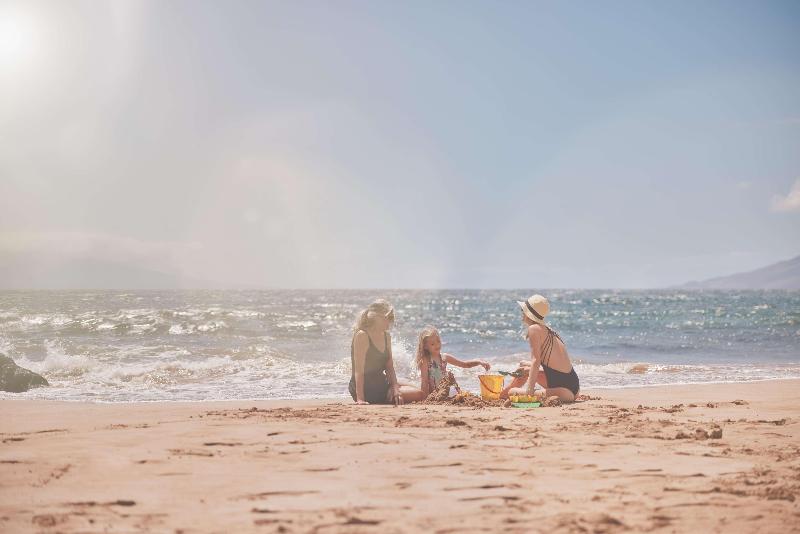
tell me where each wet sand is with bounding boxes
[1,380,799,533]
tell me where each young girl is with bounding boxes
[416,326,491,397]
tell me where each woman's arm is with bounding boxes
[443,354,490,371]
[525,325,543,395]
[384,333,403,404]
[352,331,369,404]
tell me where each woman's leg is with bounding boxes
[501,370,548,398]
[385,382,427,403]
[398,384,427,403]
[508,385,574,402]
[541,386,575,402]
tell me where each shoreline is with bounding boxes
[4,375,800,404]
[2,380,799,532]
[581,374,800,389]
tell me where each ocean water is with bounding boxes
[1,290,798,402]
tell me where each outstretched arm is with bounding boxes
[444,354,491,371]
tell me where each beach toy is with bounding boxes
[478,374,504,400]
[509,393,541,408]
[498,369,527,378]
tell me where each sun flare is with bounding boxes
[0,6,39,70]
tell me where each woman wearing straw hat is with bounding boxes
[502,294,580,402]
[349,299,426,405]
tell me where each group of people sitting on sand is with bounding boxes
[348,295,580,405]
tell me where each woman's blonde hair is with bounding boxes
[415,325,440,370]
[352,299,394,335]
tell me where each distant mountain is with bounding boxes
[680,255,800,290]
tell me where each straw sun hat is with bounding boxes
[517,294,549,325]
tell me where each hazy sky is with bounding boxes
[1,0,799,289]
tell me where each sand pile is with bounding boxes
[422,376,600,408]
[425,390,505,408]
[423,371,460,402]
[422,374,504,407]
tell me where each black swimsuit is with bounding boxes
[348,331,392,404]
[541,327,580,396]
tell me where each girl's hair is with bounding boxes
[415,325,440,369]
[352,299,394,335]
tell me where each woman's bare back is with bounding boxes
[531,324,573,373]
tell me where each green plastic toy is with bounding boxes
[511,402,541,408]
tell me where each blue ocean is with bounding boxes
[1,290,798,402]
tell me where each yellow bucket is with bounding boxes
[478,374,504,400]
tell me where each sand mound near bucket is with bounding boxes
[424,371,460,402]
[422,374,505,408]
[424,390,505,408]
[420,372,564,408]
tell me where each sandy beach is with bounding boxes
[1,380,799,533]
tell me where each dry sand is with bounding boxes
[1,380,799,533]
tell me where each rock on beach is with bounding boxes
[0,354,49,393]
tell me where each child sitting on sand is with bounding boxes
[416,326,491,397]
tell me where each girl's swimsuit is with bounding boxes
[349,331,392,404]
[541,327,580,396]
[427,356,446,391]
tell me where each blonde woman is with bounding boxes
[348,300,425,405]
[504,294,580,402]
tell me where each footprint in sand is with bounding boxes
[343,517,381,526]
[446,419,468,427]
[35,464,71,487]
[458,495,520,502]
[253,518,292,527]
[239,490,319,501]
[650,514,675,528]
[410,462,463,469]
[443,484,511,491]
[32,514,61,528]
[168,449,215,457]
[66,500,136,507]
[757,418,788,426]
